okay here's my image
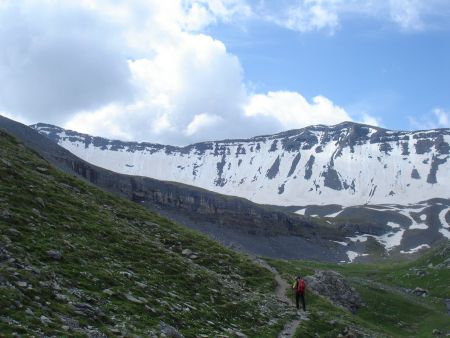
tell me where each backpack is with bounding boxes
[297,279,306,293]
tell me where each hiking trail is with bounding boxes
[253,258,308,338]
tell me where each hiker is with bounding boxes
[292,275,306,311]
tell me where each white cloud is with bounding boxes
[185,113,223,136]
[245,91,352,129]
[281,1,340,33]
[1,0,377,145]
[433,108,450,127]
[360,112,380,127]
[408,107,450,130]
[389,0,424,31]
[264,0,450,33]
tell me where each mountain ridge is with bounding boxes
[32,121,450,207]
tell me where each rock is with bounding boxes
[46,250,62,260]
[1,159,12,167]
[16,281,27,288]
[109,327,122,335]
[412,287,428,297]
[444,299,450,315]
[181,249,193,256]
[7,228,21,236]
[36,167,49,174]
[57,315,80,330]
[102,288,114,296]
[2,235,11,244]
[125,293,145,304]
[145,305,157,313]
[35,197,45,206]
[71,303,105,319]
[40,315,51,325]
[432,329,442,335]
[160,321,185,338]
[25,308,34,316]
[31,208,41,217]
[119,271,134,278]
[231,331,248,338]
[0,209,11,219]
[304,270,363,313]
[416,270,427,277]
[55,293,69,302]
[136,281,147,288]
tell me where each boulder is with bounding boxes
[305,270,362,313]
[160,321,185,338]
[46,250,62,260]
[35,167,49,174]
[412,287,428,297]
[181,249,193,256]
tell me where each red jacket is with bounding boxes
[293,278,306,294]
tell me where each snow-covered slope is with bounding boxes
[32,122,450,207]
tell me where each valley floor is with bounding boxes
[267,244,450,338]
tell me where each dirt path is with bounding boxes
[253,259,308,338]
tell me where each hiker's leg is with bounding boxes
[295,293,300,309]
[300,293,305,311]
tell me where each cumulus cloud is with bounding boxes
[0,1,134,123]
[0,0,379,145]
[245,91,352,129]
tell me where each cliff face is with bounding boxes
[32,122,450,207]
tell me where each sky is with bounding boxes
[0,0,449,145]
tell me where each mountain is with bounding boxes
[32,122,450,207]
[2,115,362,262]
[2,125,449,337]
[30,121,450,261]
[0,127,294,337]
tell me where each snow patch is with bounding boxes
[346,251,368,263]
[347,228,405,251]
[439,228,450,239]
[397,208,429,230]
[400,244,430,254]
[295,208,306,215]
[409,223,428,230]
[347,234,368,243]
[438,207,449,228]
[326,210,343,217]
[331,240,347,246]
[377,229,405,251]
[386,221,400,229]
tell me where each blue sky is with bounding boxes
[0,0,449,144]
[207,1,450,131]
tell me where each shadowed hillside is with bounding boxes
[0,129,294,337]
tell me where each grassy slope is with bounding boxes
[0,130,293,337]
[268,244,450,338]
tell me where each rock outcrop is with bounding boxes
[305,270,363,313]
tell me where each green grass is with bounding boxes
[267,246,450,338]
[0,130,292,337]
